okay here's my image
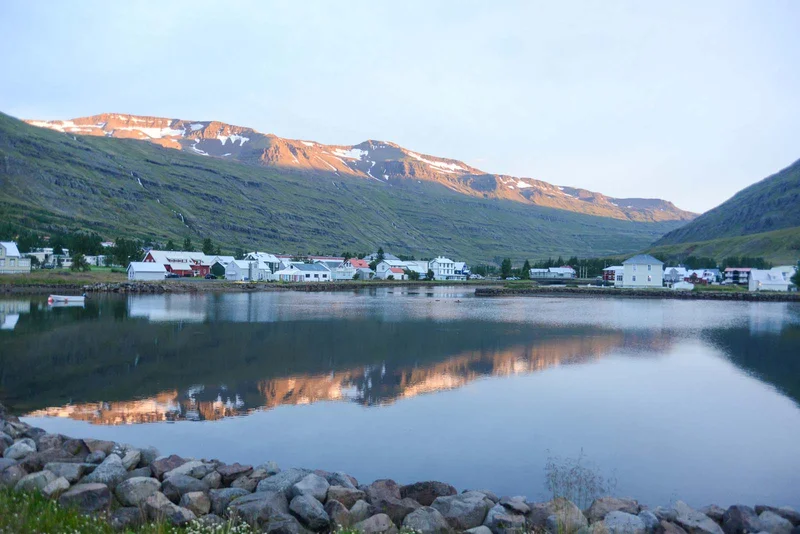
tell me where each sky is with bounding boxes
[1,1,799,213]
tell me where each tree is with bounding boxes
[53,243,65,256]
[426,269,435,281]
[377,247,385,263]
[235,248,245,260]
[521,259,531,280]
[166,239,177,251]
[112,238,142,267]
[792,269,800,288]
[353,271,361,280]
[70,253,90,272]
[182,237,193,252]
[28,255,40,269]
[407,270,420,281]
[202,238,215,255]
[387,275,395,281]
[500,258,512,279]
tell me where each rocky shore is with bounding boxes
[475,286,800,302]
[1,407,798,533]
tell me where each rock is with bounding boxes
[161,473,210,503]
[404,506,453,534]
[328,486,367,508]
[256,460,281,476]
[203,470,222,489]
[20,448,84,472]
[36,433,65,451]
[353,513,400,534]
[15,469,56,492]
[673,501,723,534]
[210,487,250,516]
[656,507,680,523]
[723,505,764,534]
[755,507,800,527]
[470,490,500,503]
[42,476,70,499]
[82,453,128,490]
[640,510,660,533]
[217,462,253,485]
[228,490,290,525]
[0,464,26,488]
[58,483,112,512]
[0,431,13,447]
[327,471,358,489]
[758,511,793,534]
[662,521,690,534]
[180,491,211,516]
[545,498,589,534]
[262,512,315,534]
[292,473,330,502]
[432,491,495,530]
[109,507,144,530]
[466,526,494,534]
[3,439,36,460]
[85,450,106,464]
[121,449,141,471]
[702,506,727,524]
[586,498,641,523]
[144,491,197,526]
[21,427,47,442]
[290,494,330,530]
[367,479,403,503]
[374,496,422,525]
[45,462,90,483]
[257,468,312,496]
[61,439,90,458]
[0,458,17,472]
[126,466,153,479]
[401,481,458,506]
[151,454,188,480]
[165,459,214,480]
[499,496,530,515]
[84,438,116,455]
[483,503,526,534]
[599,511,648,534]
[326,499,351,528]
[232,473,262,492]
[351,499,372,522]
[115,476,161,506]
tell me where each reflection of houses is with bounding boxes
[0,299,31,330]
[127,294,208,322]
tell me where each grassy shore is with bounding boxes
[0,268,128,286]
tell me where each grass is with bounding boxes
[692,284,747,292]
[0,268,127,286]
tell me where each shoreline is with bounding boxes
[475,286,800,302]
[2,406,798,533]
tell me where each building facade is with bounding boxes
[0,242,31,274]
[620,254,663,288]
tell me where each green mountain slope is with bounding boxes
[0,112,685,262]
[649,227,800,264]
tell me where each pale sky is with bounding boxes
[1,1,799,213]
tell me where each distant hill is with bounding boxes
[651,159,800,263]
[0,112,688,262]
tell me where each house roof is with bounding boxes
[622,254,663,265]
[292,263,330,272]
[246,252,280,263]
[751,269,787,283]
[602,265,624,271]
[128,261,166,273]
[347,259,370,269]
[364,252,400,261]
[724,267,752,272]
[0,242,21,257]
[431,256,454,264]
[167,262,193,272]
[145,250,212,265]
[228,260,251,269]
[389,267,405,273]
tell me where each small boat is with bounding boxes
[48,294,86,304]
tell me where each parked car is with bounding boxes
[205,274,216,279]
[165,273,180,279]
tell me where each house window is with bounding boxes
[632,275,637,282]
[648,265,652,271]
[647,275,652,282]
[305,274,310,278]
[314,274,319,279]
[633,265,637,271]
[9,259,15,267]
[616,275,623,281]
[0,259,4,267]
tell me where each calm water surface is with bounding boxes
[1,288,799,508]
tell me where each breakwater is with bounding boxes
[475,286,800,302]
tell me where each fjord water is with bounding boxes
[2,288,799,508]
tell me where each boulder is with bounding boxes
[292,473,330,502]
[85,451,106,464]
[0,458,18,472]
[401,481,457,506]
[404,506,453,534]
[432,491,495,530]
[180,491,211,516]
[61,439,90,458]
[327,471,358,489]
[469,490,500,503]
[586,497,640,523]
[165,459,214,480]
[366,479,403,503]
[232,473,262,492]
[545,498,589,534]
[640,510,660,533]
[151,454,188,480]
[598,511,647,534]
[228,490,290,525]
[374,496,422,525]
[144,491,196,525]
[45,462,90,483]
[20,448,84,472]
[755,507,800,527]
[121,449,141,471]
[83,438,116,455]
[351,499,372,523]
[209,487,250,516]
[217,462,253,485]
[126,466,153,479]
[499,496,530,515]
[701,506,726,524]
[115,476,161,507]
[673,501,723,534]
[161,473,210,503]
[257,468,312,496]
[109,507,144,530]
[82,453,128,489]
[758,511,793,534]
[327,485,367,508]
[353,513,400,534]
[0,463,27,488]
[466,527,494,534]
[290,494,331,530]
[138,446,160,468]
[4,439,36,460]
[722,505,764,534]
[256,460,282,476]
[42,476,70,499]
[21,427,47,442]
[326,499,351,528]
[36,433,65,451]
[0,431,13,447]
[483,503,526,534]
[662,521,690,534]
[203,470,222,489]
[58,483,111,512]
[15,469,56,492]
[262,512,315,534]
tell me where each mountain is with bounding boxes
[26,113,695,223]
[651,159,800,262]
[1,112,688,262]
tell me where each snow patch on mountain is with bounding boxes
[407,152,466,172]
[218,134,249,146]
[332,148,367,159]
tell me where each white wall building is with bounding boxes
[225,260,256,281]
[0,242,31,274]
[748,266,796,292]
[430,256,462,280]
[620,254,663,288]
[127,262,167,281]
[375,260,408,280]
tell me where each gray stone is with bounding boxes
[640,510,660,533]
[758,511,793,534]
[327,485,367,508]
[151,454,188,480]
[351,499,372,522]
[326,499,351,528]
[83,453,128,489]
[327,471,358,489]
[257,468,312,496]
[121,449,141,471]
[545,498,589,534]
[45,462,89,483]
[0,431,13,447]
[209,487,250,516]
[466,526,494,534]
[290,494,330,530]
[217,462,253,485]
[256,460,281,476]
[353,513,399,534]
[483,502,526,534]
[663,521,691,534]
[20,448,83,472]
[499,496,530,515]
[180,491,211,516]
[367,479,403,503]
[85,450,106,464]
[723,505,764,534]
[228,490,290,525]
[4,438,36,460]
[262,512,315,534]
[126,466,153,479]
[674,501,723,534]
[0,464,26,488]
[586,497,641,523]
[702,506,727,524]
[292,473,330,502]
[161,473,210,503]
[432,491,494,530]
[374,496,422,525]
[144,491,197,526]
[165,459,214,480]
[469,490,500,503]
[36,433,65,451]
[656,507,680,523]
[42,476,70,499]
[109,507,144,530]
[232,473,262,492]
[203,470,222,489]
[0,458,18,472]
[58,483,112,512]
[115,476,161,507]
[404,506,453,534]
[15,469,56,492]
[755,508,800,527]
[600,511,647,534]
[83,438,116,455]
[61,438,90,458]
[401,481,457,506]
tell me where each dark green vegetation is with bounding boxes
[652,159,800,263]
[0,113,687,263]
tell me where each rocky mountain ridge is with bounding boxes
[26,113,695,223]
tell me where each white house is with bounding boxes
[244,252,281,274]
[274,263,332,282]
[0,242,31,274]
[748,266,796,292]
[529,267,577,279]
[404,260,429,277]
[429,256,462,280]
[376,260,408,280]
[225,260,256,281]
[620,254,663,288]
[127,261,167,281]
[602,266,624,285]
[663,267,688,284]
